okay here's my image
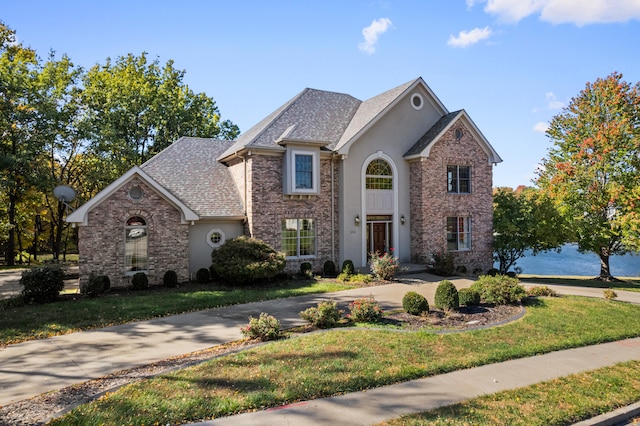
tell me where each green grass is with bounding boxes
[380,360,640,425]
[0,279,353,345]
[50,297,640,425]
[520,275,640,292]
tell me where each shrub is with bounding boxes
[526,285,557,297]
[131,272,149,290]
[370,251,401,281]
[210,236,286,284]
[603,289,618,300]
[348,296,383,322]
[430,252,454,276]
[471,275,526,305]
[456,265,467,275]
[323,260,337,277]
[299,301,343,328]
[341,260,355,275]
[240,313,283,341]
[337,272,372,284]
[300,262,313,278]
[163,270,179,287]
[196,268,210,283]
[434,280,459,311]
[458,288,481,306]
[20,266,65,304]
[402,291,429,315]
[0,295,25,310]
[80,273,111,296]
[487,268,500,276]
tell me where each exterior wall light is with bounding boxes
[401,215,406,225]
[355,215,360,226]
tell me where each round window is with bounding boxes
[206,229,226,248]
[411,93,423,110]
[129,186,144,201]
[455,128,464,140]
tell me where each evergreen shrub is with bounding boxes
[470,275,526,305]
[434,280,459,311]
[299,301,343,328]
[81,273,111,296]
[458,288,481,306]
[210,236,286,285]
[402,291,429,315]
[196,268,210,283]
[163,270,179,287]
[323,260,337,277]
[20,266,65,303]
[131,272,149,290]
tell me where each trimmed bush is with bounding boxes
[163,270,179,287]
[196,268,210,284]
[430,252,455,276]
[20,266,65,304]
[131,272,149,290]
[458,288,481,306]
[341,260,355,275]
[526,285,557,297]
[323,260,337,277]
[80,273,111,296]
[300,262,313,278]
[402,291,429,315]
[487,268,500,276]
[299,301,343,328]
[240,313,283,341]
[210,236,286,285]
[348,297,383,322]
[434,280,459,311]
[370,251,401,281]
[470,275,526,305]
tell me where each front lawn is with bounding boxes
[0,279,353,345]
[50,296,640,425]
[520,275,640,292]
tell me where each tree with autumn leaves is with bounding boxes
[537,72,640,281]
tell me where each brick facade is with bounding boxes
[77,178,189,288]
[409,124,494,273]
[237,153,339,273]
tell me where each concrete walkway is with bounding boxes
[1,271,640,424]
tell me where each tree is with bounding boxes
[493,186,568,274]
[537,72,640,281]
[81,53,239,183]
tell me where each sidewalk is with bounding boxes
[1,272,639,424]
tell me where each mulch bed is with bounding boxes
[0,303,524,425]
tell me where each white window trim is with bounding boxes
[287,149,319,194]
[206,228,226,248]
[282,218,317,259]
[124,216,149,275]
[411,93,424,110]
[447,216,471,252]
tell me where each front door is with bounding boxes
[366,215,392,257]
[372,223,386,254]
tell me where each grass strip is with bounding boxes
[0,280,352,345]
[520,275,640,292]
[50,297,640,425]
[380,360,640,425]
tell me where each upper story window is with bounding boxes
[125,216,148,274]
[447,165,470,193]
[366,159,393,190]
[285,148,319,195]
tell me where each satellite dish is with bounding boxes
[54,185,76,202]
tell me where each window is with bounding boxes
[295,154,313,189]
[447,165,470,193]
[366,159,393,190]
[206,228,226,248]
[447,216,471,251]
[125,216,148,273]
[281,218,316,258]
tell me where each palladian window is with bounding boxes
[366,159,393,190]
[125,216,148,273]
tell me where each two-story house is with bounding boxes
[67,77,502,287]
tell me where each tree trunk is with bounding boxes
[597,250,616,281]
[5,193,16,266]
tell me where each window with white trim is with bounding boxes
[447,165,470,193]
[281,218,316,258]
[366,159,393,190]
[447,216,471,251]
[125,216,148,273]
[206,228,226,248]
[285,148,319,194]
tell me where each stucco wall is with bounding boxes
[188,221,244,276]
[409,122,494,273]
[245,153,339,273]
[77,178,189,287]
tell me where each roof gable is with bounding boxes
[404,110,503,164]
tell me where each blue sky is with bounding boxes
[3,0,640,187]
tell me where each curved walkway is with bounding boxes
[1,272,639,425]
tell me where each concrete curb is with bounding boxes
[572,401,640,426]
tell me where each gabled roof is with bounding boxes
[334,78,448,154]
[219,88,361,161]
[66,166,199,226]
[141,137,245,218]
[404,110,503,164]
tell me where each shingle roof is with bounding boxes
[404,110,462,157]
[142,137,244,218]
[219,88,361,159]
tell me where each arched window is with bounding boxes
[125,216,148,273]
[366,159,393,190]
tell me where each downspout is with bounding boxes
[233,151,249,235]
[331,153,336,263]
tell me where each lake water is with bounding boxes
[494,244,640,277]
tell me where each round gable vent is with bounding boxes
[129,186,144,201]
[454,128,464,140]
[411,93,423,110]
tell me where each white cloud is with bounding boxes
[483,0,640,25]
[545,92,565,109]
[533,121,549,133]
[447,26,492,48]
[358,18,393,54]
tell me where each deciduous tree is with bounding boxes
[537,72,640,281]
